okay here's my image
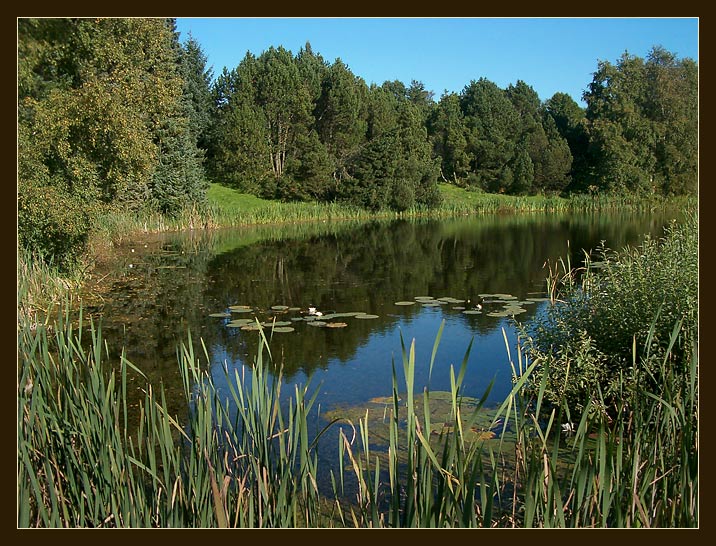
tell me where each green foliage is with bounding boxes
[521,212,698,413]
[510,322,697,527]
[544,92,590,190]
[314,58,368,163]
[180,34,214,151]
[207,49,441,210]
[17,178,96,271]
[18,18,209,264]
[583,47,698,196]
[428,92,471,183]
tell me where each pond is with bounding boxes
[84,209,685,458]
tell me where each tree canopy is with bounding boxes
[18,18,209,268]
[18,20,698,268]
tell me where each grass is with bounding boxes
[91,182,694,247]
[17,249,84,330]
[17,312,337,527]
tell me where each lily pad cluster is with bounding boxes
[209,304,381,333]
[393,293,548,319]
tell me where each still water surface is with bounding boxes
[89,210,685,426]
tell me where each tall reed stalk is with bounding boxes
[17,311,334,527]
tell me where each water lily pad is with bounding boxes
[414,296,434,301]
[271,327,295,333]
[438,297,465,304]
[487,311,511,318]
[229,308,254,314]
[209,312,231,318]
[369,395,400,405]
[322,391,515,472]
[422,302,441,307]
[229,305,252,311]
[526,297,551,302]
[227,319,253,327]
[324,322,348,328]
[394,301,416,306]
[462,310,482,315]
[452,306,466,310]
[261,320,292,327]
[288,307,302,312]
[307,321,327,327]
[354,314,379,319]
[240,324,262,331]
[271,305,289,311]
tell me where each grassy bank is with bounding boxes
[89,182,697,246]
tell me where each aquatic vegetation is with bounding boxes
[18,300,697,527]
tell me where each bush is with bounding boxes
[18,180,96,272]
[521,211,698,413]
[390,178,415,211]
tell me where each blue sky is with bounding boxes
[175,17,699,106]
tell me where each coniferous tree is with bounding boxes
[427,92,470,184]
[314,58,369,181]
[149,19,208,214]
[460,78,520,192]
[254,46,313,197]
[180,34,214,152]
[207,63,272,193]
[545,92,590,190]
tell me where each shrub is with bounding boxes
[521,211,698,413]
[18,180,96,272]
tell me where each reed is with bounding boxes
[333,322,520,527]
[88,184,694,250]
[17,249,83,330]
[17,311,335,527]
[17,304,697,527]
[510,322,698,527]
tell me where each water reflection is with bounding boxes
[89,210,685,415]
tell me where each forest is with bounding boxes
[18,18,698,269]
